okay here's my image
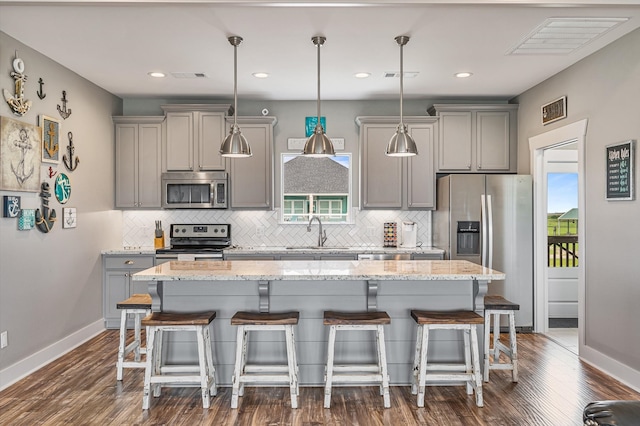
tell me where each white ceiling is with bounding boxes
[1,1,639,101]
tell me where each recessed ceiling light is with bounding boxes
[354,72,371,79]
[455,72,473,78]
[148,71,166,78]
[253,72,269,78]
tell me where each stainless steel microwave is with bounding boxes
[161,172,228,209]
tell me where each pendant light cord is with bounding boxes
[233,41,238,128]
[399,41,404,125]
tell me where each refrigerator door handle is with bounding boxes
[487,194,494,272]
[481,194,487,267]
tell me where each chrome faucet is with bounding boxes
[307,216,327,247]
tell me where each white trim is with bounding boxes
[0,320,105,391]
[580,345,640,393]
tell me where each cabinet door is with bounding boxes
[476,111,510,171]
[137,123,162,208]
[199,112,227,171]
[407,124,435,209]
[166,112,194,171]
[104,270,128,323]
[437,111,472,171]
[362,124,402,208]
[229,123,272,208]
[115,124,137,208]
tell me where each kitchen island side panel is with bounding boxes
[157,279,483,386]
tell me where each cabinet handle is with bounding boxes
[467,163,471,169]
[125,260,134,265]
[478,164,482,169]
[125,273,129,277]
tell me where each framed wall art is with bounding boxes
[606,140,635,201]
[3,195,21,217]
[40,114,60,164]
[0,116,42,192]
[17,208,35,230]
[541,96,567,125]
[62,207,77,228]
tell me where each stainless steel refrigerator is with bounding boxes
[433,174,533,330]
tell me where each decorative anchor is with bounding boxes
[37,77,46,99]
[44,121,59,160]
[2,53,32,116]
[35,182,57,233]
[63,131,79,171]
[57,90,72,119]
[48,166,57,179]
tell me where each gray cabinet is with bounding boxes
[429,104,518,173]
[161,104,232,172]
[113,116,163,208]
[411,252,444,260]
[224,254,278,261]
[102,254,155,328]
[227,117,277,209]
[357,116,436,209]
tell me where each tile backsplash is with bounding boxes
[122,209,432,249]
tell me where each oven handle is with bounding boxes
[156,253,223,261]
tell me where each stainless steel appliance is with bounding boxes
[161,172,228,209]
[155,223,231,261]
[433,174,533,329]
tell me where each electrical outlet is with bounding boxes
[1,331,7,349]
[255,226,265,237]
[366,226,376,237]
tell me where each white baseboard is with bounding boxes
[581,344,640,393]
[0,320,105,391]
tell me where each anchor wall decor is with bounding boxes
[2,54,32,116]
[35,181,56,233]
[57,90,72,119]
[37,77,46,100]
[63,131,79,171]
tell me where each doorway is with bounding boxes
[529,119,587,355]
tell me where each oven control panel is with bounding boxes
[170,224,229,238]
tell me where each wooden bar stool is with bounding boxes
[141,311,217,410]
[411,310,484,408]
[230,311,300,409]
[323,311,391,409]
[483,295,519,382]
[116,294,151,381]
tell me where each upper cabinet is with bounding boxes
[113,116,164,208]
[226,116,277,209]
[428,104,518,173]
[357,116,437,210]
[161,104,232,172]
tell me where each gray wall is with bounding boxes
[0,32,122,374]
[514,28,640,378]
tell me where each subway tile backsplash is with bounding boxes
[122,209,431,249]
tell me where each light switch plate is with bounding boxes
[1,331,7,349]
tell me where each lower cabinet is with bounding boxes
[102,254,155,328]
[412,253,444,260]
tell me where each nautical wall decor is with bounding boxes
[2,54,32,116]
[35,182,56,233]
[40,115,60,164]
[48,166,57,178]
[62,207,77,229]
[37,77,46,100]
[2,195,21,218]
[62,131,79,171]
[0,116,42,192]
[54,172,71,204]
[57,90,72,119]
[18,208,35,230]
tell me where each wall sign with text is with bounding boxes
[606,140,635,201]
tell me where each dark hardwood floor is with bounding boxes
[1,330,639,425]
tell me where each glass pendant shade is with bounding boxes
[303,36,335,157]
[386,35,418,157]
[221,35,252,158]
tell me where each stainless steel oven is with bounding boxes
[155,223,231,261]
[161,172,228,209]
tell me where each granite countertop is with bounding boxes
[101,248,157,255]
[132,259,504,282]
[224,246,445,255]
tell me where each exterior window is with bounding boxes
[281,154,351,224]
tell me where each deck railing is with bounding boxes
[548,236,579,267]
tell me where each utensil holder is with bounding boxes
[154,233,165,249]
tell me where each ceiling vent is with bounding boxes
[170,72,210,78]
[508,17,629,55]
[384,71,419,78]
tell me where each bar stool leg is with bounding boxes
[284,325,298,408]
[116,309,128,381]
[463,327,473,395]
[483,311,491,382]
[231,326,245,409]
[509,312,519,382]
[204,325,217,396]
[377,325,391,408]
[493,313,500,361]
[152,329,163,397]
[416,325,429,408]
[324,325,337,408]
[195,326,211,409]
[133,312,142,362]
[470,324,484,407]
[142,325,156,410]
[411,324,423,395]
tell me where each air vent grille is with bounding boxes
[170,72,210,79]
[384,71,419,78]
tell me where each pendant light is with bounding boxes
[302,36,335,157]
[386,35,418,157]
[220,36,252,158]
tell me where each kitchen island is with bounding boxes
[132,259,504,385]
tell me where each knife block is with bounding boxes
[154,232,165,249]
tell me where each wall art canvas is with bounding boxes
[40,115,60,164]
[18,208,35,230]
[2,195,21,217]
[0,116,42,192]
[62,207,77,228]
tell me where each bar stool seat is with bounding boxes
[483,295,519,382]
[142,311,217,410]
[230,311,300,409]
[411,310,484,408]
[323,311,391,409]
[116,294,151,381]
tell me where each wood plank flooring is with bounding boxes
[1,330,639,425]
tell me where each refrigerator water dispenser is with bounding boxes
[457,221,480,255]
